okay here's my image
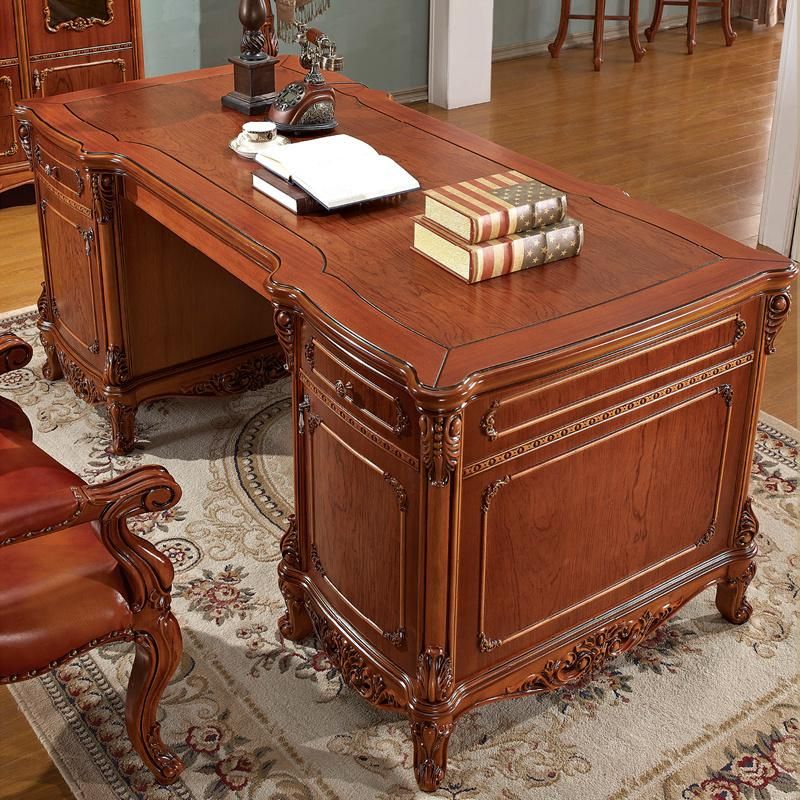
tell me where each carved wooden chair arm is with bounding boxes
[0,466,181,553]
[0,334,33,375]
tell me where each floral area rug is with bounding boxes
[2,306,798,800]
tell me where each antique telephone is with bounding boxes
[268,23,344,134]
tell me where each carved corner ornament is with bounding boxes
[695,523,716,548]
[273,308,295,372]
[91,172,117,224]
[735,498,759,549]
[279,514,300,569]
[480,400,500,441]
[509,604,676,695]
[105,344,130,387]
[420,412,463,487]
[764,291,792,355]
[307,605,402,709]
[181,353,286,396]
[481,475,511,513]
[57,350,102,403]
[310,543,325,576]
[383,472,408,511]
[17,120,33,164]
[732,318,747,344]
[417,646,453,703]
[716,383,734,408]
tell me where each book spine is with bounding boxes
[470,194,567,243]
[468,219,583,283]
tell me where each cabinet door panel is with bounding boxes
[24,0,131,56]
[0,1,18,59]
[457,360,751,672]
[302,392,418,663]
[40,195,101,355]
[31,48,131,97]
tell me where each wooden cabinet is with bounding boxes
[0,0,143,194]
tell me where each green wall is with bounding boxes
[140,0,429,93]
[140,1,710,93]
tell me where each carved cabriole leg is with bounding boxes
[36,283,63,381]
[687,0,698,54]
[415,409,463,792]
[645,0,664,41]
[127,613,185,784]
[593,0,607,71]
[109,400,138,455]
[716,559,756,624]
[721,0,736,46]
[273,308,313,640]
[278,515,313,640]
[548,0,571,58]
[628,0,646,62]
[410,715,455,793]
[39,327,63,381]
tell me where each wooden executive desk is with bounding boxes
[18,59,796,792]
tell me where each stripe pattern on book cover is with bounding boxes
[413,216,584,284]
[424,171,567,243]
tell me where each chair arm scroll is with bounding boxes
[0,334,33,375]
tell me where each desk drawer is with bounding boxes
[300,324,414,450]
[33,140,88,199]
[464,300,759,466]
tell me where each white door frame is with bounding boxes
[428,0,494,109]
[759,2,799,258]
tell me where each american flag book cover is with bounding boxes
[412,215,584,284]
[423,171,568,244]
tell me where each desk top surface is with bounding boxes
[21,59,794,394]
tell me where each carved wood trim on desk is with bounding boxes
[17,61,795,792]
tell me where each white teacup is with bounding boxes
[242,121,277,143]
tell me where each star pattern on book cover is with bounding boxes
[490,180,562,208]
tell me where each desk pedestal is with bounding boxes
[274,291,788,792]
[29,143,284,453]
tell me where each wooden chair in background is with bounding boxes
[645,0,737,53]
[549,0,646,71]
[0,334,185,785]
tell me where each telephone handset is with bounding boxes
[268,23,344,135]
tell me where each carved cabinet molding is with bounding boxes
[0,0,144,196]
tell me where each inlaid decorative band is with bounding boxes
[300,375,418,469]
[464,353,753,477]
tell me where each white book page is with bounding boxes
[294,155,420,209]
[255,135,378,181]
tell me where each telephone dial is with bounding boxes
[268,23,344,135]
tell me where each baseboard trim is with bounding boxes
[394,11,721,104]
[391,86,429,105]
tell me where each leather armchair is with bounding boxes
[0,334,185,785]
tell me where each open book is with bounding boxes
[254,134,419,211]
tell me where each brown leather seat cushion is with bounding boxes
[0,427,135,679]
[0,427,86,536]
[0,522,133,679]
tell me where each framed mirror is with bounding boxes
[43,0,114,33]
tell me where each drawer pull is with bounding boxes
[335,379,353,398]
[43,163,60,180]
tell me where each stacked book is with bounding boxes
[412,171,584,284]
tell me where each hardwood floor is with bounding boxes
[0,20,795,800]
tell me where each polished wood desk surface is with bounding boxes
[19,57,792,396]
[18,60,797,793]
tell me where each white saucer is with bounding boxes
[229,135,289,160]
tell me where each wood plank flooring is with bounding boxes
[0,20,795,800]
